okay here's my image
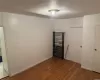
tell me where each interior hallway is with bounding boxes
[2,57,100,80]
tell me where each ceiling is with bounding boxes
[0,0,100,19]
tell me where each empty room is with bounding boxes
[0,0,100,80]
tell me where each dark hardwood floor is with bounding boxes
[2,57,100,80]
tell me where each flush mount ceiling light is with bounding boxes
[48,9,60,16]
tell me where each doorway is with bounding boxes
[0,27,8,79]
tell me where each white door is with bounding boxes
[93,26,100,73]
[67,27,83,64]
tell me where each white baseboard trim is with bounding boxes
[10,56,52,77]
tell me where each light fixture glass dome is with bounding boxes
[48,9,60,16]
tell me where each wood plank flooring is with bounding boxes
[2,57,100,80]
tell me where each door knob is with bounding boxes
[80,46,82,48]
[94,49,97,51]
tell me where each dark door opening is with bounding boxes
[53,32,64,59]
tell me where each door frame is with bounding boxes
[0,26,9,76]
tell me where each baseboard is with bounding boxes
[81,65,92,71]
[10,56,52,77]
[64,57,81,64]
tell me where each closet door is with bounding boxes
[93,26,100,73]
[67,27,83,64]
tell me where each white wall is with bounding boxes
[54,17,83,63]
[2,13,53,76]
[0,28,2,56]
[82,13,100,70]
[0,13,2,27]
[54,17,83,32]
[0,13,2,56]
[0,51,1,56]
